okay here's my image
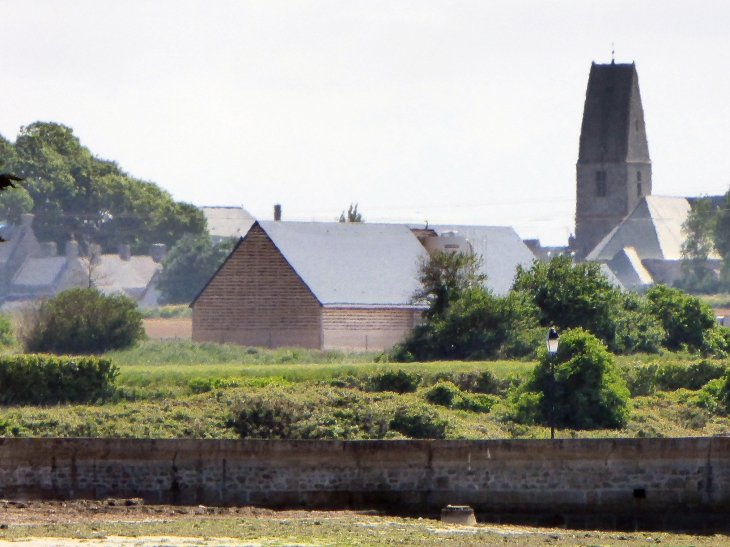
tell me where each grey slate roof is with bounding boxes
[11,257,67,288]
[201,206,256,241]
[586,196,707,262]
[426,225,536,295]
[258,221,429,308]
[578,62,650,164]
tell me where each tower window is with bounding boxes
[637,183,642,197]
[637,171,642,181]
[596,170,607,197]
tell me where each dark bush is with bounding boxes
[0,354,118,405]
[425,381,461,406]
[230,397,306,439]
[21,288,145,354]
[389,405,448,439]
[367,370,419,393]
[451,370,506,395]
[510,328,629,430]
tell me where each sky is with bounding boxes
[1,1,729,246]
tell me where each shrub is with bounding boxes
[510,328,629,430]
[230,397,306,439]
[0,313,14,347]
[21,288,145,354]
[367,370,419,393]
[623,360,727,397]
[0,354,118,404]
[451,370,506,395]
[612,293,664,354]
[389,405,448,439]
[645,284,719,353]
[425,381,461,406]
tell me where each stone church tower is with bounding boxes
[574,62,652,259]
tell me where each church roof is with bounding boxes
[586,195,715,262]
[578,62,649,164]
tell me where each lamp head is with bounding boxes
[546,327,559,355]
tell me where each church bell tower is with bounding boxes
[574,61,651,259]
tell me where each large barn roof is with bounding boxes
[425,225,535,295]
[258,221,429,308]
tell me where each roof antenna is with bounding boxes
[611,43,615,64]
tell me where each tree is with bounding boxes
[678,197,719,294]
[339,203,363,223]
[512,255,622,345]
[645,284,719,352]
[510,328,630,430]
[156,234,238,304]
[0,122,206,252]
[713,189,730,289]
[415,250,486,320]
[21,288,145,354]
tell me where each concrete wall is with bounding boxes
[1,438,730,530]
[192,225,323,349]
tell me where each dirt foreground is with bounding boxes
[0,499,725,546]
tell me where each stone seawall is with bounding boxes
[0,437,728,530]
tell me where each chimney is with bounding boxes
[20,213,34,227]
[65,239,79,260]
[274,204,282,221]
[38,241,57,258]
[149,243,167,263]
[118,244,131,261]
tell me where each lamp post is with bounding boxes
[545,327,560,439]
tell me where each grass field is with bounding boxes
[0,339,723,440]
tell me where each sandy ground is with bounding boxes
[142,318,192,340]
[0,499,727,546]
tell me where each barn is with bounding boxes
[190,221,429,350]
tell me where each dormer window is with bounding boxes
[596,170,607,197]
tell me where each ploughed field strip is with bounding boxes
[0,500,723,546]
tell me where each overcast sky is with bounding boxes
[1,1,729,245]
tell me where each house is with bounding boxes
[201,206,256,243]
[191,221,429,350]
[5,240,165,307]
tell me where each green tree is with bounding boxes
[21,288,145,354]
[510,328,630,430]
[512,255,622,345]
[156,234,238,304]
[645,284,719,352]
[678,197,719,294]
[0,122,206,252]
[339,203,363,223]
[415,250,486,320]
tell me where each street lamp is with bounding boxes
[545,327,560,439]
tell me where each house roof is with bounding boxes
[83,255,161,296]
[11,257,68,288]
[586,195,710,262]
[606,246,653,290]
[201,206,256,240]
[257,221,429,307]
[425,225,536,295]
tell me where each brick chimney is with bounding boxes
[65,239,79,260]
[149,243,167,263]
[118,244,131,261]
[20,213,34,227]
[274,204,282,221]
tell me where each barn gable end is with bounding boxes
[191,223,323,348]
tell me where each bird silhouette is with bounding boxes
[0,173,24,191]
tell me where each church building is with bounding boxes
[573,61,721,289]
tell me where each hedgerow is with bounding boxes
[0,354,118,405]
